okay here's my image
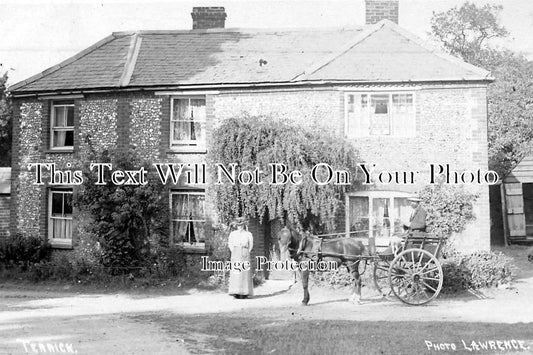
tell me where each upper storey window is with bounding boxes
[345,92,415,138]
[171,97,206,149]
[51,101,74,149]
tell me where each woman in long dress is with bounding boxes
[227,217,254,298]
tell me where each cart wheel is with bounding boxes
[373,259,392,297]
[388,248,443,306]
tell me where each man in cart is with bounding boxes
[403,196,427,233]
[384,196,428,255]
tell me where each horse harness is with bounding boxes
[296,233,323,262]
[293,233,366,270]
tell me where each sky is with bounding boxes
[1,0,532,86]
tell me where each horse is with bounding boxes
[277,226,365,305]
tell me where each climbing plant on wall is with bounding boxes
[76,148,168,269]
[208,115,362,230]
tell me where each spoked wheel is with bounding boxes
[389,248,443,306]
[373,259,393,297]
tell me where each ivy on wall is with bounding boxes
[75,149,167,269]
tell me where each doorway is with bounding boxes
[523,183,533,236]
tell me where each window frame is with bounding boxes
[344,91,416,138]
[50,100,75,151]
[169,96,207,151]
[48,188,74,248]
[169,190,207,248]
[345,190,413,248]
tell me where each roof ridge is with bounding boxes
[9,34,124,92]
[381,20,493,79]
[119,34,142,87]
[112,26,365,36]
[293,19,493,83]
[291,22,385,81]
[9,22,493,94]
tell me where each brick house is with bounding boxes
[8,1,492,262]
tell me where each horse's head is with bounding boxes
[278,226,292,258]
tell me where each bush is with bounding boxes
[419,180,478,239]
[311,266,354,288]
[76,149,167,270]
[152,244,186,278]
[0,233,51,269]
[442,250,514,293]
[209,225,231,262]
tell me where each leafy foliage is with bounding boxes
[419,180,478,239]
[209,224,231,262]
[76,149,167,269]
[429,2,508,66]
[0,233,51,269]
[151,244,186,277]
[486,52,533,176]
[311,266,356,289]
[429,3,533,177]
[0,69,12,166]
[208,115,362,230]
[442,250,513,292]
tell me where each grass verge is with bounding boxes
[136,313,533,355]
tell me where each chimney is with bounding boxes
[191,7,227,30]
[365,0,399,25]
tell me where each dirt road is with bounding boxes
[0,246,532,354]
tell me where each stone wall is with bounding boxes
[11,97,121,247]
[130,98,163,161]
[14,101,44,237]
[213,89,342,135]
[211,85,490,252]
[345,87,489,251]
[79,99,118,159]
[10,84,491,254]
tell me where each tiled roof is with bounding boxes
[9,21,491,94]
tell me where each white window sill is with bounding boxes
[47,148,74,153]
[49,240,73,249]
[168,146,207,154]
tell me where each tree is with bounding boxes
[429,2,508,67]
[487,52,533,175]
[76,148,168,269]
[208,115,362,231]
[0,68,12,166]
[430,3,533,177]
